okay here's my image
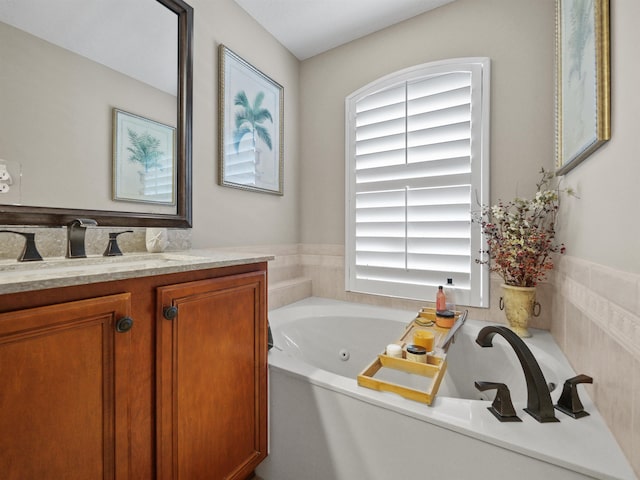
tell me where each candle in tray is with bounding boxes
[386,344,403,358]
[413,329,434,352]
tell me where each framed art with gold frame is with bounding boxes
[555,0,610,175]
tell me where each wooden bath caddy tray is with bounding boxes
[357,307,463,405]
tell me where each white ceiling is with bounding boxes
[1,0,456,90]
[233,0,456,60]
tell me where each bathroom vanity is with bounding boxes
[0,251,270,479]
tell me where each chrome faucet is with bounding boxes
[66,218,97,258]
[475,325,559,423]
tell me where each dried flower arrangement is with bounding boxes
[474,168,573,288]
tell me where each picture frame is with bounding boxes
[113,108,176,205]
[555,0,610,175]
[218,44,284,195]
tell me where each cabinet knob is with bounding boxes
[115,316,134,333]
[163,306,178,320]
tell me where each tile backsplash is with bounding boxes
[0,226,191,259]
[552,255,640,477]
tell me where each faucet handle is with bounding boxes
[475,381,522,422]
[0,230,43,262]
[555,374,593,419]
[103,230,133,256]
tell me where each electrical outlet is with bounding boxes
[0,165,10,182]
[0,183,10,193]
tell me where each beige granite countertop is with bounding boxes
[0,249,273,295]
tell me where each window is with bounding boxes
[345,58,490,307]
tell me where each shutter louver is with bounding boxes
[347,60,489,306]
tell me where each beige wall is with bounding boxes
[556,0,640,275]
[0,0,300,248]
[188,0,300,248]
[552,2,640,475]
[295,1,639,475]
[0,0,300,256]
[299,0,556,245]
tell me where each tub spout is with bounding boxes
[475,325,559,423]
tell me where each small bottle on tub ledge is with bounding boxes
[436,285,446,312]
[435,280,456,328]
[444,278,456,312]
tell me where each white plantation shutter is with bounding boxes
[345,58,490,307]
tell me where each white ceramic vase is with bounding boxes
[145,228,168,253]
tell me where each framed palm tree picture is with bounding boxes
[219,44,284,195]
[112,108,176,205]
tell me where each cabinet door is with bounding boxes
[157,271,267,480]
[0,293,132,480]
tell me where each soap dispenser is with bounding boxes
[444,278,456,312]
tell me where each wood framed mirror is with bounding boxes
[0,0,193,227]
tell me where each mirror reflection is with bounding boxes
[0,0,192,226]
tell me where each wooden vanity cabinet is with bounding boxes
[0,262,268,480]
[0,294,133,480]
[157,270,268,479]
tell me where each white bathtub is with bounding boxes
[256,297,636,480]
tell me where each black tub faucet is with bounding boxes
[476,325,559,423]
[67,218,97,259]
